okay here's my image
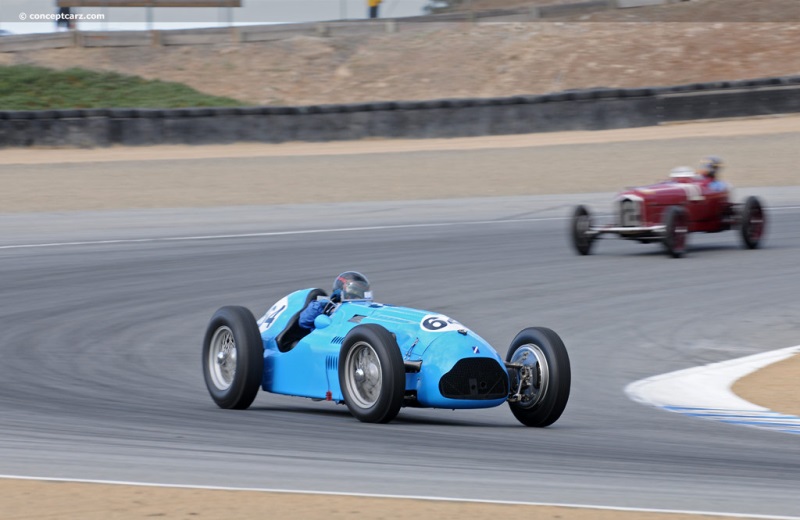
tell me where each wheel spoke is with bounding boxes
[209,326,236,391]
[346,342,382,408]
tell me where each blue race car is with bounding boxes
[202,288,571,426]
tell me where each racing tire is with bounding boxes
[506,327,571,427]
[571,205,594,255]
[202,306,263,410]
[662,205,688,258]
[339,324,405,424]
[740,196,765,249]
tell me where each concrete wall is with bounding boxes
[2,76,800,148]
[0,32,76,52]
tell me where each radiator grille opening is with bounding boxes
[439,358,508,400]
[619,198,641,227]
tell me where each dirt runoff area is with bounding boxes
[1,3,800,106]
[0,478,782,520]
[2,117,799,520]
[3,115,800,212]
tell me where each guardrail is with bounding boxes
[2,75,799,148]
[0,22,412,51]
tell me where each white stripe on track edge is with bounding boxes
[0,216,563,250]
[2,204,798,251]
[626,345,800,435]
[1,475,798,520]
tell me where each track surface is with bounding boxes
[2,191,800,517]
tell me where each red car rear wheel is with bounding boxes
[663,205,688,258]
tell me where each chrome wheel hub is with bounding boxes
[208,326,237,391]
[344,341,382,408]
[509,344,550,409]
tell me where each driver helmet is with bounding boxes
[332,271,372,301]
[698,156,723,179]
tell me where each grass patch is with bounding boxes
[0,65,249,110]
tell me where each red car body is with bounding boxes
[571,169,765,257]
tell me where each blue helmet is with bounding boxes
[699,156,723,179]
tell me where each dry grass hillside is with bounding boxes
[1,0,799,106]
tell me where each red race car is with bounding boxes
[571,166,766,258]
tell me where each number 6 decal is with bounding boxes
[420,314,467,333]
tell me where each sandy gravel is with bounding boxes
[2,115,800,212]
[0,478,768,520]
[734,350,800,417]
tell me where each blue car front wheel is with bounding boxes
[506,327,571,427]
[339,324,405,424]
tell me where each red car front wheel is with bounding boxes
[740,196,765,249]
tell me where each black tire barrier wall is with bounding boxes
[2,75,800,148]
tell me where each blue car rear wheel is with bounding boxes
[202,306,263,410]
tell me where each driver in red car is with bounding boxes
[298,271,372,330]
[697,156,727,192]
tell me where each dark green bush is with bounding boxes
[0,65,248,109]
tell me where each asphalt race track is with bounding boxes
[1,191,800,518]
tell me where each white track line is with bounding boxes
[0,475,798,520]
[626,345,800,435]
[0,216,562,250]
[1,204,797,252]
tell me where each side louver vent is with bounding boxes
[326,355,338,371]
